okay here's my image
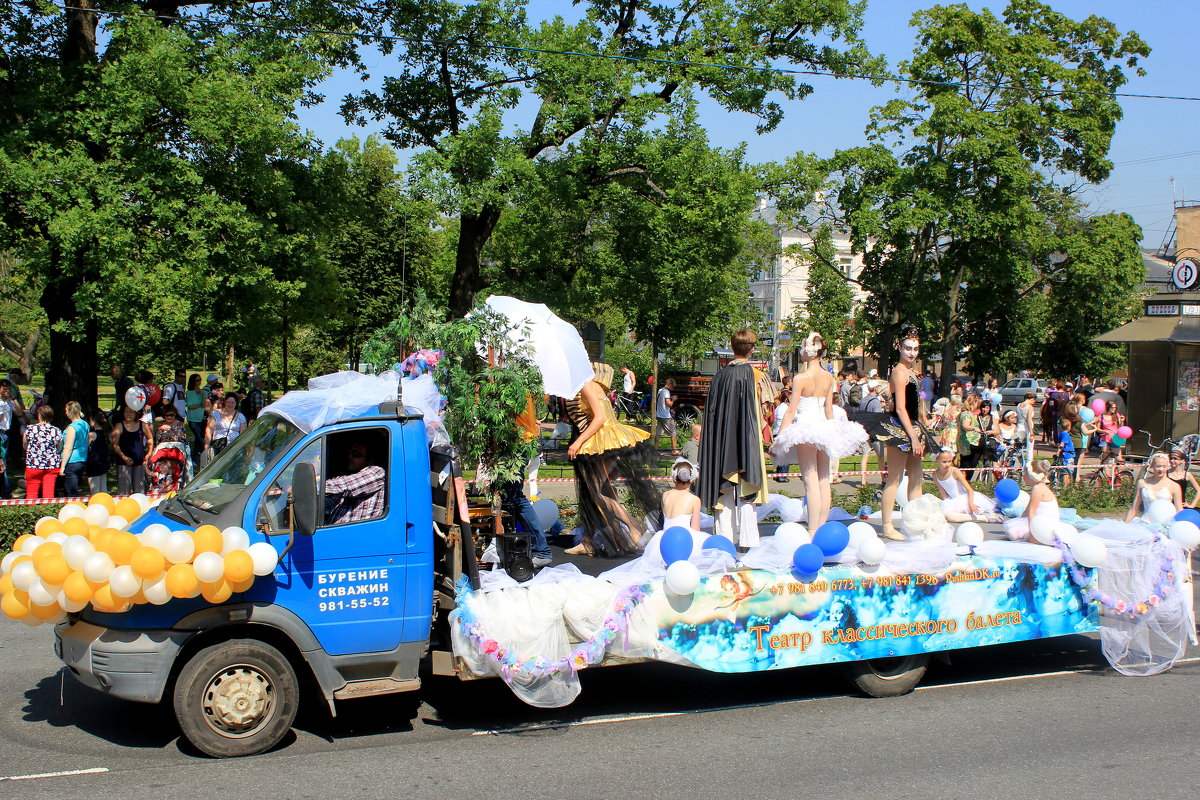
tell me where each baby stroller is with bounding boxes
[148,441,192,493]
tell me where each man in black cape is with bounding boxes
[699,329,776,548]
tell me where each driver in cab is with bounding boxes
[324,440,385,524]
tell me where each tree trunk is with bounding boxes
[448,204,503,318]
[937,260,967,398]
[42,253,99,419]
[282,323,290,392]
[650,342,660,444]
[226,344,235,388]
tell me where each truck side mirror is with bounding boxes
[292,462,319,537]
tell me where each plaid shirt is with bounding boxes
[246,387,266,420]
[324,465,386,524]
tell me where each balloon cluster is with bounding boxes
[657,526,738,595]
[0,494,278,625]
[775,520,885,576]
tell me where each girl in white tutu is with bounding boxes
[930,448,1002,523]
[661,458,701,531]
[1003,460,1059,541]
[771,332,868,529]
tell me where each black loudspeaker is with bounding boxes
[497,532,534,582]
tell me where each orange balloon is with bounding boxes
[192,525,223,555]
[2,591,31,620]
[228,576,255,593]
[223,551,254,584]
[12,533,33,552]
[63,572,94,604]
[62,517,90,537]
[165,564,198,598]
[30,602,60,621]
[130,546,165,580]
[200,579,233,604]
[36,555,71,587]
[128,589,148,606]
[33,518,61,537]
[87,524,103,539]
[91,584,120,612]
[107,532,140,566]
[88,492,116,513]
[114,497,142,522]
[9,555,31,570]
[32,541,62,565]
[0,574,12,595]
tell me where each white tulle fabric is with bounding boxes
[900,494,953,542]
[263,370,400,433]
[772,396,869,461]
[1086,521,1193,676]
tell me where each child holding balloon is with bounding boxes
[1004,461,1059,541]
[1125,453,1183,523]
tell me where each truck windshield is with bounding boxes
[176,415,304,516]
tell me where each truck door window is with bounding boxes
[321,429,389,527]
[257,440,323,534]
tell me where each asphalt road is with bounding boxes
[0,608,1197,800]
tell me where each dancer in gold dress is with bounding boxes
[565,363,660,556]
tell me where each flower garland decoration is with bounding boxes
[451,577,650,680]
[1052,537,1175,621]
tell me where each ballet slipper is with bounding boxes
[882,524,906,541]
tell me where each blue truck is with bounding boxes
[53,397,1109,757]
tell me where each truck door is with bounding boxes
[246,424,407,656]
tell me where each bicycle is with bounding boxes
[978,438,1020,488]
[613,391,647,424]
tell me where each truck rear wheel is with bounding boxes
[173,639,299,758]
[844,653,929,697]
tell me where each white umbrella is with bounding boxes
[483,296,593,398]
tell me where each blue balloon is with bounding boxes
[532,498,559,531]
[991,392,1003,405]
[660,526,694,565]
[792,543,824,575]
[1078,407,1095,423]
[812,521,850,557]
[1175,508,1200,527]
[994,478,1020,505]
[701,535,737,557]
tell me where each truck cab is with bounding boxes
[54,402,466,757]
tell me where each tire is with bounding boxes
[173,638,300,758]
[843,653,929,697]
[673,404,700,431]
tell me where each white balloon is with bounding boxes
[57,504,85,523]
[143,576,172,605]
[773,522,811,552]
[1147,499,1175,525]
[163,531,195,564]
[125,386,146,411]
[664,560,701,595]
[20,614,43,627]
[107,515,130,532]
[108,565,142,598]
[82,552,115,584]
[192,552,225,583]
[847,521,876,548]
[1168,520,1200,549]
[1010,491,1030,515]
[247,543,279,577]
[139,523,171,550]
[1070,534,1108,568]
[779,497,807,523]
[220,526,251,555]
[1030,516,1059,545]
[46,531,69,545]
[62,536,95,572]
[955,521,984,547]
[858,536,886,565]
[56,590,88,614]
[1,552,19,574]
[11,561,37,591]
[19,535,46,556]
[897,476,910,509]
[129,493,150,515]
[1055,523,1079,544]
[83,504,110,528]
[28,579,55,607]
[46,610,68,625]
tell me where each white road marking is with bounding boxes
[473,655,1200,736]
[0,767,109,781]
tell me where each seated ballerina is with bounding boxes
[1125,452,1183,523]
[1003,460,1059,541]
[930,448,1002,523]
[661,458,701,532]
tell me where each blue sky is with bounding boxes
[295,1,1200,247]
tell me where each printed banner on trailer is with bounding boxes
[650,556,1097,672]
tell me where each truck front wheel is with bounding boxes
[173,639,300,758]
[843,653,929,697]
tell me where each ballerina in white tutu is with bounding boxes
[771,332,868,529]
[930,448,1002,523]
